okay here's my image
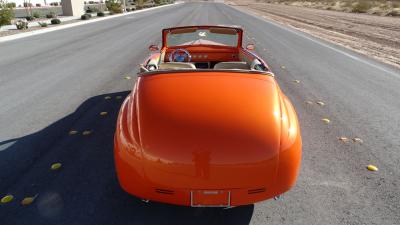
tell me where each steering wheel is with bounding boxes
[169,49,192,62]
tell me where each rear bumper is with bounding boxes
[114,136,300,207]
[116,155,286,206]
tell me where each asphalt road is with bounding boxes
[1,2,399,225]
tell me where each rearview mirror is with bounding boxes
[149,44,159,51]
[246,43,255,51]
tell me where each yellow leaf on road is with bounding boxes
[124,76,131,80]
[100,112,108,116]
[338,136,349,142]
[82,130,92,136]
[367,165,378,171]
[104,96,111,100]
[51,163,62,170]
[281,65,286,69]
[69,130,78,135]
[352,137,363,143]
[321,118,330,124]
[116,96,122,99]
[305,100,313,105]
[293,80,300,84]
[1,195,14,204]
[316,101,325,106]
[21,197,35,206]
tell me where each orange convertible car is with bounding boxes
[114,25,302,207]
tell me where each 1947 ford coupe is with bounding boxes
[114,25,302,207]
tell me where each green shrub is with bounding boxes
[86,7,99,13]
[351,1,372,13]
[25,15,34,21]
[106,0,123,13]
[51,18,61,24]
[97,11,105,17]
[38,22,48,27]
[46,11,56,18]
[33,11,41,18]
[0,3,14,27]
[81,14,91,20]
[16,20,28,30]
[6,2,16,8]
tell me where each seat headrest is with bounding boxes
[158,62,196,70]
[213,62,249,70]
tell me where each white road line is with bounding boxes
[0,3,181,44]
[226,4,400,78]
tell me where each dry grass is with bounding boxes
[256,0,400,16]
[351,1,373,13]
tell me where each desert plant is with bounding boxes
[25,15,34,21]
[81,14,91,20]
[86,6,99,13]
[38,22,48,27]
[46,11,56,18]
[33,11,41,18]
[6,2,15,8]
[16,20,28,29]
[386,10,400,16]
[0,1,14,27]
[97,11,105,16]
[351,1,372,13]
[393,2,400,8]
[51,18,61,24]
[106,0,122,13]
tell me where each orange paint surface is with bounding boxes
[114,26,301,207]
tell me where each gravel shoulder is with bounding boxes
[229,0,400,69]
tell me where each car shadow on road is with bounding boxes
[0,91,254,225]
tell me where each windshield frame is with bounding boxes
[162,26,243,48]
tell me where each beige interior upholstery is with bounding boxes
[213,61,249,70]
[158,62,196,70]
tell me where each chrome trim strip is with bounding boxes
[139,69,274,77]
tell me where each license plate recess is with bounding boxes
[190,190,231,207]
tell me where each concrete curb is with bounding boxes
[0,3,182,43]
